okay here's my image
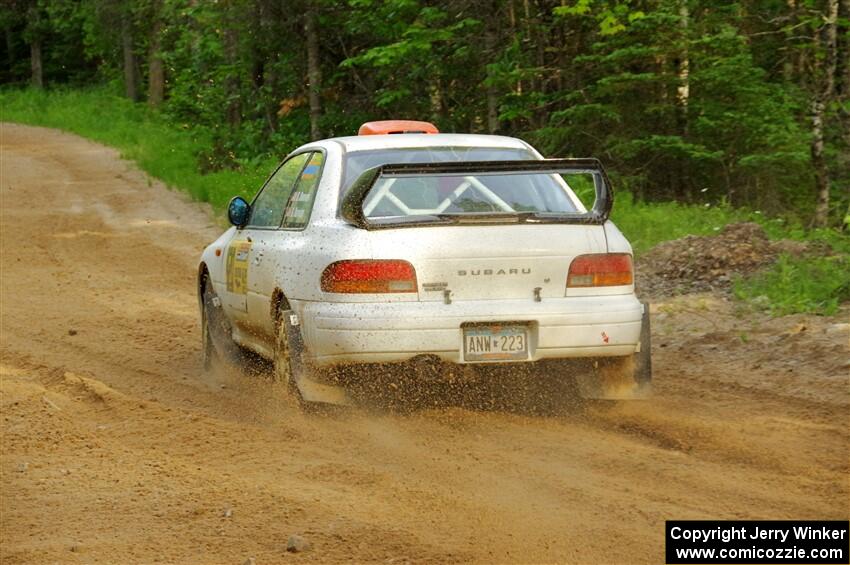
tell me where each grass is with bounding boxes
[734,253,850,316]
[612,192,755,254]
[2,85,848,316]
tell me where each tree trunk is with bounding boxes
[263,66,278,134]
[304,4,322,140]
[676,0,689,129]
[147,7,165,107]
[5,27,14,74]
[811,0,839,227]
[428,77,443,124]
[30,39,42,88]
[676,0,691,201]
[508,0,521,101]
[484,15,500,134]
[811,101,829,226]
[723,160,734,205]
[223,24,241,129]
[522,0,541,128]
[121,15,139,101]
[486,86,499,134]
[838,0,850,155]
[839,0,850,96]
[783,0,797,82]
[533,0,546,126]
[27,5,43,89]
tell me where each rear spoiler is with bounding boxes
[340,158,614,230]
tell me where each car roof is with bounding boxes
[326,133,535,153]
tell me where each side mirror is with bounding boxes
[227,196,250,227]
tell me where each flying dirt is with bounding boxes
[1,123,848,564]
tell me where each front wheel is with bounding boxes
[201,278,242,370]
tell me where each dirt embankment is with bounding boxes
[1,123,848,564]
[635,222,819,297]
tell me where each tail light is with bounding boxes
[567,253,633,287]
[321,260,417,293]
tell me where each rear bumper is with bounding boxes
[299,295,644,366]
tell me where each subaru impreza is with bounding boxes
[198,120,651,406]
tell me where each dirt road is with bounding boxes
[1,123,848,564]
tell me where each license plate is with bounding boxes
[463,324,528,362]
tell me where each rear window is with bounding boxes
[362,170,584,219]
[340,147,535,200]
[339,158,612,229]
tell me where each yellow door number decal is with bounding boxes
[225,240,252,294]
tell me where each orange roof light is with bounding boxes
[358,120,439,136]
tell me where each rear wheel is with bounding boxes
[272,314,298,400]
[274,310,353,410]
[555,303,652,400]
[559,303,652,401]
[574,355,642,399]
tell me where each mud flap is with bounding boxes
[634,301,652,394]
[282,310,354,406]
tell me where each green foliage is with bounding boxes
[553,0,645,35]
[540,5,814,215]
[734,254,850,316]
[0,0,97,85]
[340,2,484,128]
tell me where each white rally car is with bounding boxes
[198,120,651,406]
